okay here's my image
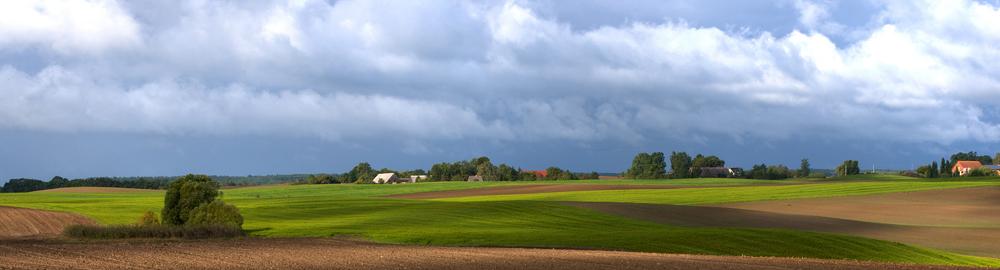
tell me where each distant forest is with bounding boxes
[0,174,329,193]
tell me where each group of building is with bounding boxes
[951,161,1000,176]
[371,173,427,184]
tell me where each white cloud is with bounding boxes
[0,0,142,54]
[0,0,999,146]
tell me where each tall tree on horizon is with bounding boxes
[798,158,811,178]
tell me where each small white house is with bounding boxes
[408,175,428,183]
[372,173,399,184]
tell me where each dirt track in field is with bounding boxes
[0,206,98,240]
[0,238,991,270]
[381,181,865,199]
[32,187,161,193]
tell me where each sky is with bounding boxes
[2,0,1000,182]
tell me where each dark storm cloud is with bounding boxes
[1,0,999,149]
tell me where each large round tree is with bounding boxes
[161,174,219,226]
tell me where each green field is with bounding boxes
[2,178,999,267]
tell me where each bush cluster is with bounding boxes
[62,174,247,240]
[62,224,245,240]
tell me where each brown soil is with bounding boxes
[0,206,98,240]
[0,238,990,270]
[383,181,873,199]
[32,187,161,193]
[709,186,1000,227]
[561,201,1000,258]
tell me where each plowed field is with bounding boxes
[0,206,98,240]
[0,238,990,270]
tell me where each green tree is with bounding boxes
[476,160,497,181]
[835,160,860,176]
[669,152,693,178]
[545,167,565,180]
[797,158,811,178]
[315,174,335,184]
[965,166,998,177]
[347,162,376,183]
[691,154,725,168]
[497,164,519,181]
[940,158,950,177]
[951,151,993,166]
[928,161,939,178]
[186,200,244,228]
[161,174,219,226]
[590,171,600,180]
[626,152,667,179]
[137,210,160,227]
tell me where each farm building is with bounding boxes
[952,161,983,176]
[692,167,744,178]
[372,173,399,184]
[468,175,483,182]
[986,165,1000,174]
[521,170,547,178]
[407,175,428,183]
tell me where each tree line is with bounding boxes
[914,151,999,178]
[626,152,830,180]
[1,176,172,193]
[427,156,599,182]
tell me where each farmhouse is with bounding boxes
[986,165,1000,174]
[467,175,483,182]
[952,161,983,176]
[692,167,744,178]
[408,175,427,183]
[521,170,547,178]
[372,173,399,184]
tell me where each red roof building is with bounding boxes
[952,161,983,176]
[521,170,547,178]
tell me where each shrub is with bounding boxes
[807,173,826,178]
[162,174,219,226]
[965,166,998,177]
[187,200,244,228]
[137,210,160,227]
[62,224,245,240]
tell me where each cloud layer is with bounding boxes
[1,0,999,146]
